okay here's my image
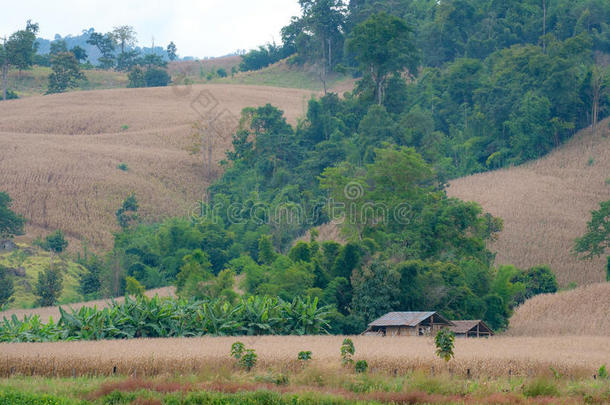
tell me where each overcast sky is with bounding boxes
[1,0,302,58]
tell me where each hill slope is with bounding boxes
[0,84,317,249]
[507,283,610,336]
[448,119,610,286]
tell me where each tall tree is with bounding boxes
[166,41,177,61]
[0,20,39,100]
[111,25,137,55]
[86,31,116,69]
[35,258,64,306]
[0,191,25,238]
[347,12,418,104]
[574,200,610,260]
[0,265,14,309]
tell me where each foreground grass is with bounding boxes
[1,369,608,404]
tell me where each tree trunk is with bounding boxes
[542,0,547,53]
[2,63,7,101]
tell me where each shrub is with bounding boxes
[523,378,559,397]
[599,364,608,379]
[42,230,68,253]
[435,329,455,362]
[117,163,129,171]
[355,359,368,373]
[217,68,227,78]
[145,68,170,87]
[125,276,145,296]
[298,350,312,361]
[1,90,19,100]
[231,341,245,359]
[341,338,355,365]
[127,66,146,88]
[239,348,258,371]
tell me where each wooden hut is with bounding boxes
[449,320,494,338]
[363,311,453,337]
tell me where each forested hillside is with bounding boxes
[2,0,609,336]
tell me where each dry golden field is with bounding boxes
[507,283,610,337]
[0,84,316,249]
[448,119,610,286]
[0,335,607,379]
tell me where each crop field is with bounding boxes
[448,119,610,286]
[0,84,316,249]
[0,335,607,379]
[507,283,610,337]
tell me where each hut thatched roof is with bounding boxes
[368,312,452,327]
[449,320,494,335]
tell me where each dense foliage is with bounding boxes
[0,295,330,342]
[0,191,26,238]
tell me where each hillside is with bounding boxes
[0,84,317,249]
[507,283,610,337]
[0,246,86,308]
[447,119,610,286]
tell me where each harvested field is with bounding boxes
[507,283,610,337]
[448,118,610,286]
[0,335,607,379]
[0,84,316,249]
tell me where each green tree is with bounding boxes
[35,260,63,306]
[86,31,115,69]
[111,25,137,70]
[347,12,418,104]
[0,191,25,238]
[257,235,277,265]
[435,328,455,362]
[42,230,68,253]
[175,249,212,298]
[166,41,177,61]
[574,200,610,260]
[0,265,14,309]
[127,66,146,88]
[47,52,85,94]
[125,276,145,296]
[1,21,39,100]
[116,194,139,230]
[70,46,88,63]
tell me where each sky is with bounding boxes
[0,0,302,58]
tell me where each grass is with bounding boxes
[0,248,86,309]
[447,117,610,286]
[507,283,610,337]
[0,84,315,250]
[169,58,355,93]
[0,369,608,404]
[0,335,607,379]
[5,66,127,97]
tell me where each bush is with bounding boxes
[355,359,368,373]
[145,68,171,87]
[117,163,129,171]
[239,348,258,371]
[1,90,19,100]
[217,68,227,78]
[125,276,145,296]
[42,230,68,253]
[341,338,355,365]
[298,350,312,361]
[231,341,245,359]
[127,66,146,88]
[523,378,559,397]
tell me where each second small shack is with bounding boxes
[363,311,453,337]
[449,320,494,338]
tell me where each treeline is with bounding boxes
[0,22,176,98]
